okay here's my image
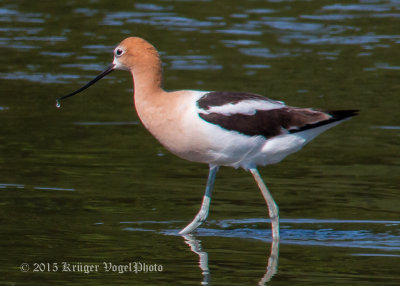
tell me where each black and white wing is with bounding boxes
[197,91,358,139]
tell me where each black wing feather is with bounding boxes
[199,105,358,139]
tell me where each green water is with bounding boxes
[1,0,399,285]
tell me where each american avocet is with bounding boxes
[57,37,358,239]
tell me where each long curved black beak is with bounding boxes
[56,64,115,105]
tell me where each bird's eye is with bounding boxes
[115,48,124,57]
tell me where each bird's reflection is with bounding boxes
[259,238,279,285]
[182,234,211,285]
[182,233,280,285]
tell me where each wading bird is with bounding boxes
[57,37,358,239]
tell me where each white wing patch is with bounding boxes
[206,99,285,116]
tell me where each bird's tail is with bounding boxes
[326,109,359,121]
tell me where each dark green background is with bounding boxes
[1,0,399,285]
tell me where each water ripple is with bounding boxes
[0,72,80,84]
[323,4,393,12]
[74,121,139,126]
[0,183,75,192]
[239,47,293,58]
[165,55,223,70]
[34,186,75,192]
[135,3,173,11]
[371,125,400,130]
[0,8,46,23]
[123,218,400,252]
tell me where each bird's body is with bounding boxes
[137,88,354,170]
[58,37,358,239]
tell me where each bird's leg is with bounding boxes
[250,168,280,240]
[179,164,219,234]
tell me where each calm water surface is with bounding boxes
[1,0,399,285]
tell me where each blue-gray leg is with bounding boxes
[179,164,219,234]
[250,168,280,240]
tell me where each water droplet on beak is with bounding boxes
[56,100,61,108]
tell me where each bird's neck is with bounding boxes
[131,55,164,98]
[131,58,167,128]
